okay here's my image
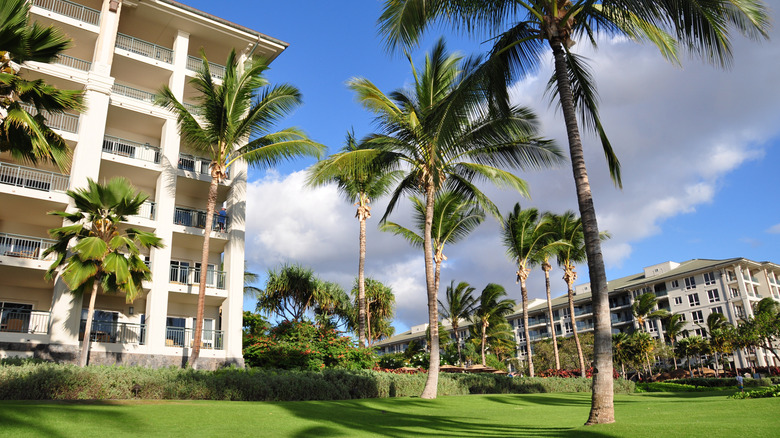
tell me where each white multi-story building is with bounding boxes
[0,0,286,368]
[375,258,780,369]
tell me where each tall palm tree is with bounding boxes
[0,0,83,169]
[350,39,561,398]
[438,280,478,365]
[471,283,516,366]
[156,50,324,366]
[307,130,399,347]
[663,313,687,369]
[381,190,486,294]
[501,203,562,377]
[44,178,163,367]
[631,293,669,333]
[379,0,770,424]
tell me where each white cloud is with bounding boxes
[767,224,780,234]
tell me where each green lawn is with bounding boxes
[2,391,778,437]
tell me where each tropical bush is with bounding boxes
[667,377,772,388]
[636,382,732,393]
[243,320,375,370]
[730,385,780,400]
[456,374,634,395]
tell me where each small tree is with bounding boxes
[44,178,163,367]
[471,283,515,366]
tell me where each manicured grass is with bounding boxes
[2,391,778,437]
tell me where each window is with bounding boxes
[688,293,700,307]
[647,320,657,333]
[703,272,717,286]
[80,309,119,342]
[692,310,704,324]
[170,260,191,283]
[707,289,720,303]
[694,328,705,336]
[734,305,745,318]
[564,322,573,334]
[0,302,33,333]
[684,276,696,290]
[712,307,723,315]
[679,313,686,321]
[727,271,737,281]
[674,296,683,306]
[165,317,187,347]
[730,287,740,298]
[671,280,680,288]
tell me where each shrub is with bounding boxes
[667,377,773,388]
[636,382,732,393]
[730,385,780,399]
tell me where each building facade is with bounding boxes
[375,258,780,370]
[0,0,286,368]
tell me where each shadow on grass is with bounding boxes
[2,401,141,437]
[277,397,616,437]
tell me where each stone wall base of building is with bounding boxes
[0,342,245,370]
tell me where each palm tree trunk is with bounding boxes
[79,280,100,367]
[550,41,614,425]
[481,321,488,366]
[453,321,461,365]
[543,263,560,369]
[687,355,692,376]
[567,278,586,377]
[420,187,440,399]
[190,173,219,368]
[366,304,372,347]
[520,277,533,377]
[358,215,367,347]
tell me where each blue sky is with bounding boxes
[184,1,780,332]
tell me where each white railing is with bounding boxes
[0,232,57,261]
[169,264,227,289]
[115,33,173,64]
[19,102,79,133]
[0,308,51,334]
[177,153,210,175]
[55,54,91,71]
[173,206,230,232]
[102,136,161,164]
[131,201,156,221]
[0,162,69,192]
[186,55,226,80]
[165,326,224,350]
[32,0,100,26]
[112,83,156,104]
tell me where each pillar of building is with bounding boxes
[222,159,247,364]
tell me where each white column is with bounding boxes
[48,280,81,347]
[222,159,247,363]
[91,0,122,77]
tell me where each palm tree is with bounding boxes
[352,278,396,345]
[611,332,631,379]
[438,280,478,365]
[44,178,163,367]
[629,331,656,379]
[307,131,399,347]
[381,190,486,294]
[156,50,324,366]
[631,293,669,334]
[471,283,515,366]
[379,0,770,424]
[663,313,687,369]
[0,0,83,169]
[501,203,562,377]
[350,39,561,398]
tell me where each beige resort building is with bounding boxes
[0,0,286,367]
[375,258,780,370]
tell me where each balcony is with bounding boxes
[173,207,230,232]
[79,319,145,345]
[131,201,156,221]
[19,102,79,133]
[0,307,50,334]
[32,0,100,26]
[0,162,70,193]
[186,55,226,80]
[112,83,156,104]
[115,33,173,64]
[165,326,224,350]
[55,54,91,71]
[102,136,161,164]
[0,233,57,261]
[169,264,227,290]
[178,153,210,175]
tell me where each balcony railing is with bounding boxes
[169,264,227,289]
[112,83,156,104]
[0,232,56,261]
[165,326,224,350]
[115,33,173,64]
[131,201,156,221]
[55,54,91,71]
[173,206,230,232]
[19,102,79,133]
[0,162,70,193]
[0,307,50,334]
[32,0,100,26]
[177,153,210,175]
[79,319,145,345]
[102,136,161,164]
[186,55,226,80]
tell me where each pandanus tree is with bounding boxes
[349,278,396,345]
[501,204,563,377]
[350,39,561,398]
[44,178,163,367]
[381,190,486,294]
[471,283,516,366]
[156,50,324,367]
[379,0,770,424]
[307,131,399,347]
[0,0,83,169]
[438,280,478,365]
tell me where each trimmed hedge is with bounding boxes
[0,362,634,401]
[667,377,773,388]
